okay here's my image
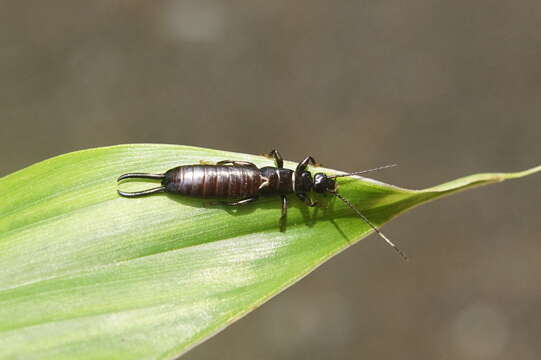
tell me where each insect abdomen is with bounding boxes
[163,165,262,198]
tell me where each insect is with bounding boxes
[117,149,406,259]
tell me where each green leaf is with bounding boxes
[0,144,538,359]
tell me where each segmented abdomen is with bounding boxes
[163,165,262,198]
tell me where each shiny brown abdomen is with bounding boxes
[163,165,263,198]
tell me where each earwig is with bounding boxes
[117,150,406,259]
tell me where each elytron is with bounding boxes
[117,149,405,258]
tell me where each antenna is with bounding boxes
[331,164,397,178]
[331,191,408,260]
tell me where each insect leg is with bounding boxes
[281,195,288,217]
[216,160,258,168]
[280,195,288,232]
[295,156,317,173]
[296,192,318,207]
[265,149,284,168]
[221,196,259,206]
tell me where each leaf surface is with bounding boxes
[0,144,538,359]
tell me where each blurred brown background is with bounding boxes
[1,1,540,359]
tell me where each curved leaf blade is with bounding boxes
[0,144,538,359]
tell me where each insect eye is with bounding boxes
[327,177,337,190]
